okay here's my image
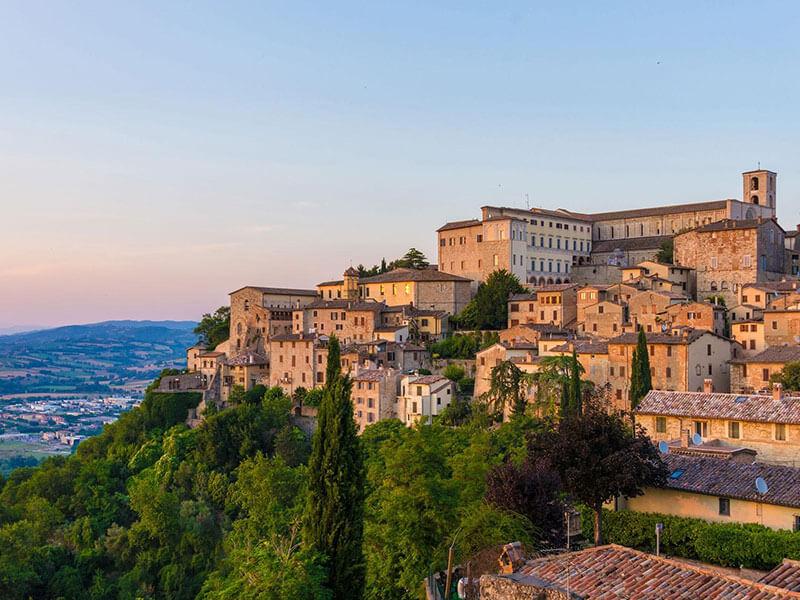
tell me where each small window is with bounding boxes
[776,423,786,441]
[656,416,666,433]
[719,498,730,516]
[728,421,740,439]
[794,516,800,533]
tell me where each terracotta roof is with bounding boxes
[436,218,481,232]
[744,281,800,292]
[407,374,450,386]
[685,217,783,234]
[592,235,673,254]
[198,351,225,357]
[353,369,395,382]
[516,544,800,599]
[637,389,800,425]
[660,453,800,509]
[527,283,578,293]
[665,439,757,460]
[549,340,609,355]
[731,346,800,364]
[360,268,471,284]
[229,286,318,297]
[317,279,343,287]
[374,325,407,332]
[761,560,800,591]
[302,299,387,311]
[608,329,714,345]
[509,292,537,301]
[225,352,267,366]
[270,333,321,342]
[560,199,731,222]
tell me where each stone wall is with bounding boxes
[479,575,573,600]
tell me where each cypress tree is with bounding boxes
[569,349,582,416]
[305,335,365,599]
[629,329,652,410]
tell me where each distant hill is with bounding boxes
[0,320,199,397]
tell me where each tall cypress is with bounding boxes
[305,335,365,599]
[569,349,582,416]
[629,329,652,410]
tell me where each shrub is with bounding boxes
[580,507,800,571]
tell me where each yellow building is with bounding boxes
[622,452,800,532]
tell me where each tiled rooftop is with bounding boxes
[608,329,712,345]
[592,234,674,254]
[761,560,800,592]
[229,285,318,296]
[731,346,800,364]
[638,389,800,424]
[560,199,730,221]
[360,268,472,283]
[515,544,800,598]
[660,453,800,509]
[436,218,481,232]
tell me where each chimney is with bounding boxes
[773,382,784,401]
[680,428,691,448]
[703,378,713,394]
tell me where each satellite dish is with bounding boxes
[658,441,669,454]
[692,432,703,445]
[755,477,769,495]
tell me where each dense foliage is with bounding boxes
[655,239,673,264]
[529,406,667,545]
[194,307,231,349]
[429,331,499,359]
[629,329,652,410]
[581,507,800,571]
[453,270,526,330]
[0,367,551,599]
[772,361,800,391]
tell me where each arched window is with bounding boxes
[710,281,718,291]
[236,322,243,335]
[751,177,759,191]
[721,281,729,290]
[751,195,759,205]
[243,299,250,311]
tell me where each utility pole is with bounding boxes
[444,528,462,600]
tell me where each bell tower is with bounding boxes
[743,169,777,210]
[343,267,360,300]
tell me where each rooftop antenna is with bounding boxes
[525,193,530,209]
[758,161,761,170]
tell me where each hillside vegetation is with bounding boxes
[0,373,540,600]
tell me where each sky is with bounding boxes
[1,1,799,328]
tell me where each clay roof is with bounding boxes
[745,281,800,292]
[482,205,592,222]
[374,325,407,332]
[686,217,784,234]
[637,389,800,424]
[407,374,450,386]
[360,268,471,284]
[317,279,343,287]
[436,218,481,232]
[270,332,321,342]
[731,346,800,364]
[608,329,715,345]
[302,299,387,311]
[198,351,225,357]
[509,292,537,301]
[761,560,800,591]
[527,283,578,293]
[592,234,673,254]
[225,352,267,366]
[353,369,395,382]
[665,439,757,460]
[561,199,731,221]
[661,453,800,509]
[550,340,609,355]
[229,285,318,296]
[516,544,800,599]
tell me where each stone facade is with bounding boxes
[479,575,571,600]
[229,286,318,356]
[730,347,800,394]
[764,309,800,346]
[352,368,400,432]
[507,285,578,329]
[627,290,684,333]
[292,300,384,344]
[660,301,726,336]
[674,218,787,307]
[581,301,625,338]
[731,320,765,356]
[397,375,455,426]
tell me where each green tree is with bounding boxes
[655,239,673,264]
[194,306,231,349]
[485,360,533,418]
[771,361,800,391]
[529,407,667,545]
[455,270,526,330]
[304,337,365,599]
[393,248,429,270]
[569,349,583,416]
[442,363,466,383]
[532,355,573,418]
[629,330,652,410]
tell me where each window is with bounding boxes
[707,344,712,356]
[666,367,671,379]
[728,421,740,439]
[795,516,800,533]
[493,254,499,267]
[656,416,666,433]
[719,498,730,516]
[776,423,786,441]
[710,257,718,269]
[693,421,708,437]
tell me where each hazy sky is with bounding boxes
[2,1,799,328]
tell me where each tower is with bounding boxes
[343,267,360,300]
[742,169,777,210]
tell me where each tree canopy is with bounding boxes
[629,329,652,411]
[194,306,231,349]
[772,361,800,391]
[454,270,526,330]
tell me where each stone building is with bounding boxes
[507,284,578,328]
[268,333,329,394]
[627,290,687,333]
[581,300,627,338]
[606,329,735,409]
[228,286,318,356]
[659,301,727,336]
[351,368,400,433]
[636,386,800,465]
[317,267,472,314]
[731,319,765,356]
[292,299,386,344]
[397,374,455,426]
[674,218,787,306]
[764,309,800,347]
[730,346,800,394]
[437,206,592,285]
